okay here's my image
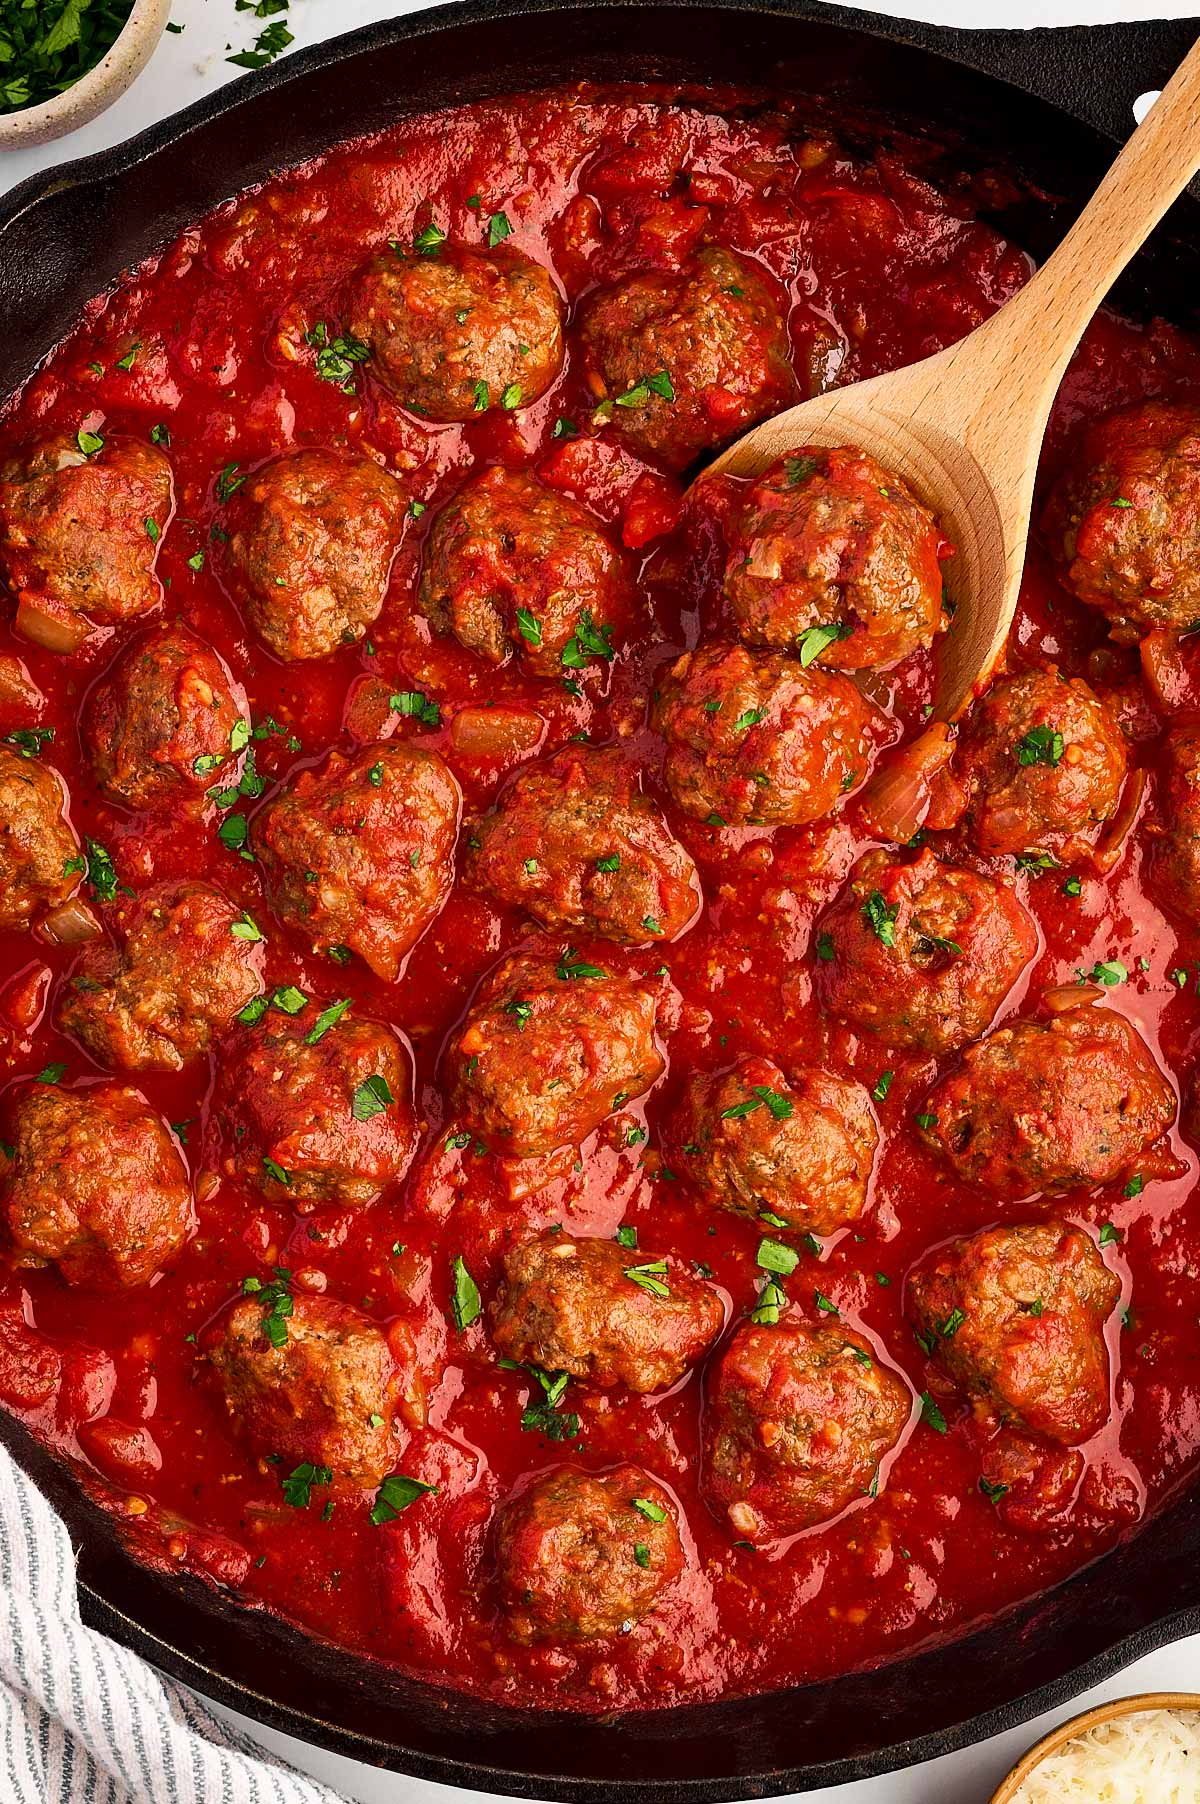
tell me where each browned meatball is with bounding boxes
[220,448,403,662]
[58,880,264,1073]
[345,242,563,422]
[578,247,796,471]
[1042,401,1200,633]
[418,467,632,678]
[85,623,247,812]
[464,745,700,945]
[724,445,948,669]
[0,747,79,932]
[1,1080,192,1290]
[213,1002,419,1208]
[0,434,172,651]
[208,1292,425,1488]
[447,949,672,1159]
[813,848,1037,1055]
[703,1319,911,1541]
[952,666,1127,864]
[669,1056,877,1237]
[909,1220,1120,1444]
[919,1001,1175,1197]
[653,640,870,826]
[1150,718,1200,926]
[495,1464,682,1642]
[490,1231,723,1392]
[254,741,461,979]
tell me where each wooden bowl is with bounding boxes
[992,1690,1200,1802]
[0,0,171,149]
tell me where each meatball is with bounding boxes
[0,748,79,932]
[214,1003,419,1208]
[345,242,563,422]
[85,623,246,811]
[58,880,264,1073]
[919,1002,1175,1197]
[495,1464,682,1642]
[208,1293,425,1488]
[490,1231,723,1392]
[464,744,700,945]
[578,247,796,471]
[1042,401,1200,633]
[447,949,671,1158]
[254,741,461,979]
[1,1080,192,1290]
[418,467,632,678]
[814,848,1037,1054]
[669,1056,877,1236]
[724,445,948,668]
[653,640,870,826]
[220,448,403,662]
[0,434,172,651]
[1150,719,1200,926]
[952,665,1126,863]
[703,1319,911,1541]
[909,1220,1120,1444]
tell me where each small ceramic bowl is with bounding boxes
[992,1690,1200,1802]
[0,0,172,150]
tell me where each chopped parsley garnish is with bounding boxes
[242,1268,293,1346]
[1014,724,1064,767]
[872,1071,894,1102]
[757,1237,799,1277]
[451,1256,481,1330]
[389,689,441,728]
[633,1543,651,1568]
[914,1112,938,1131]
[352,1074,394,1122]
[1099,1222,1120,1246]
[979,1477,1008,1505]
[215,461,245,503]
[938,1308,966,1338]
[306,321,371,391]
[486,210,512,246]
[370,1473,437,1525]
[1124,1173,1144,1198]
[237,985,306,1026]
[814,1290,839,1316]
[552,416,577,439]
[750,1276,786,1325]
[82,836,121,903]
[720,1085,793,1122]
[733,706,766,732]
[555,947,605,981]
[815,932,835,963]
[144,516,160,543]
[561,609,614,669]
[616,1224,638,1249]
[861,889,899,947]
[504,998,534,1030]
[366,761,384,788]
[920,1391,948,1434]
[633,1496,666,1523]
[35,1063,66,1085]
[227,17,293,69]
[3,727,53,758]
[472,379,490,412]
[187,550,205,572]
[230,911,264,942]
[500,382,522,410]
[218,813,249,852]
[515,607,542,647]
[262,1156,291,1188]
[613,369,674,408]
[281,1462,332,1508]
[1063,874,1083,897]
[797,621,851,667]
[150,423,170,446]
[783,454,820,486]
[413,221,446,256]
[76,428,104,456]
[1080,958,1128,987]
[595,853,621,873]
[624,1260,670,1299]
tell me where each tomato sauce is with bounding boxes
[2,82,1200,1714]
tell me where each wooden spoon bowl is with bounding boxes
[700,34,1200,723]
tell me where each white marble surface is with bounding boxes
[3,0,1198,1796]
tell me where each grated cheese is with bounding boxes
[1009,1707,1200,1803]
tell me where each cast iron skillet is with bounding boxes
[2,4,1200,1795]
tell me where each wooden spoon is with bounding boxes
[700,34,1200,723]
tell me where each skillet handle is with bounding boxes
[912,16,1200,146]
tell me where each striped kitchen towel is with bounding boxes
[1,1446,344,1804]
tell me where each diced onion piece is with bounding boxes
[1041,982,1104,1014]
[450,705,546,761]
[1139,628,1192,712]
[37,898,102,946]
[856,722,954,845]
[0,653,45,714]
[1091,767,1146,874]
[15,596,90,654]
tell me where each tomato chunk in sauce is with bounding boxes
[2,82,1200,1716]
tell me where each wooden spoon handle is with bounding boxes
[981,33,1200,394]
